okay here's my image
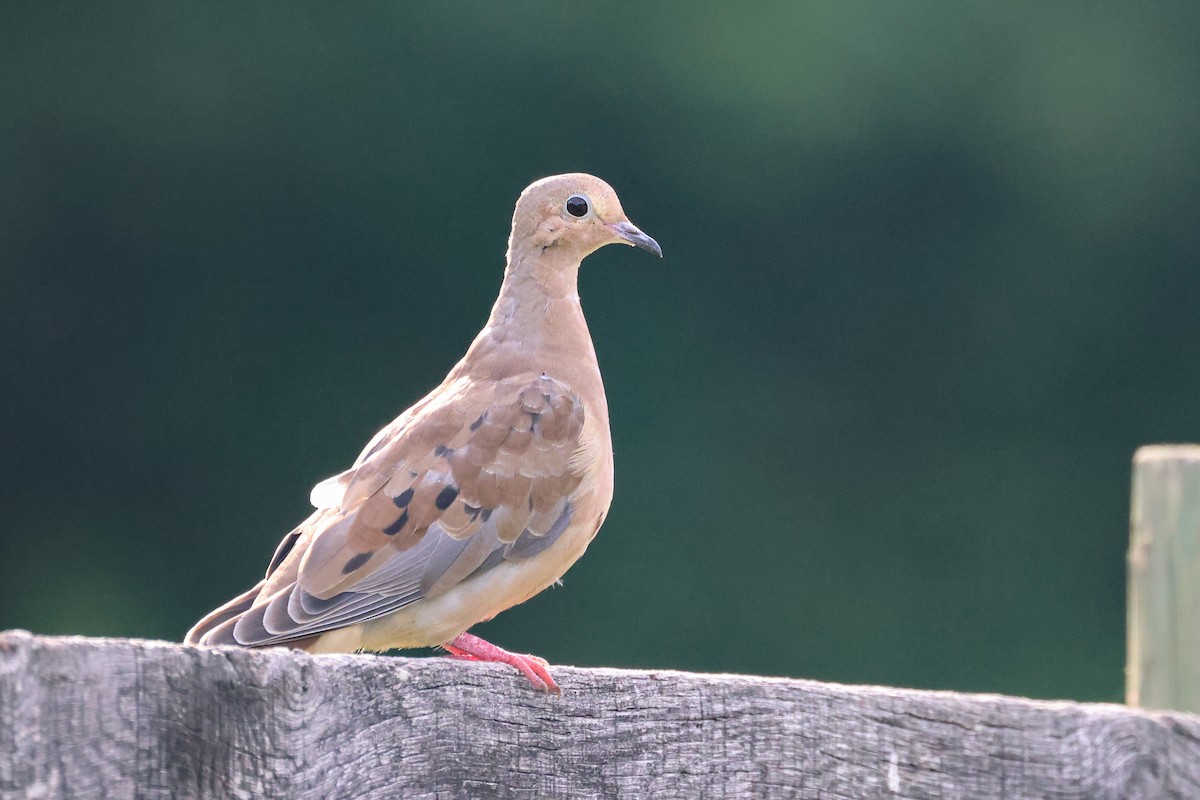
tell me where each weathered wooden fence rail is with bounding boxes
[2,631,1198,799]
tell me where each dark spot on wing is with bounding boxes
[365,435,390,459]
[342,551,373,574]
[435,486,459,510]
[470,413,486,431]
[383,510,409,535]
[434,444,449,457]
[266,531,301,577]
[393,487,414,508]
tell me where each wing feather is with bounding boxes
[192,373,588,649]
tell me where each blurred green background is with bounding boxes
[2,4,1198,702]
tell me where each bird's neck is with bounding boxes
[487,248,582,331]
[451,250,605,403]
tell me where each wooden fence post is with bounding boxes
[1128,444,1200,713]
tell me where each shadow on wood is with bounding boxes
[1,631,1198,799]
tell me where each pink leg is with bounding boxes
[443,632,560,694]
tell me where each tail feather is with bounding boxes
[184,581,265,645]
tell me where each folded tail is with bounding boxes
[184,580,265,646]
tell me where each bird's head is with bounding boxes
[509,173,662,262]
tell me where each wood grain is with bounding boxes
[1129,445,1200,714]
[2,631,1198,799]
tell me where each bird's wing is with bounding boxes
[191,373,589,648]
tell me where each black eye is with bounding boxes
[565,194,590,218]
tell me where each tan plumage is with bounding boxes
[185,173,661,691]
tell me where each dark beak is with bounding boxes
[609,220,663,258]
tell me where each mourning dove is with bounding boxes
[185,173,660,692]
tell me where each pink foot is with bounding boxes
[443,632,560,694]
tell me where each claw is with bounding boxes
[443,632,560,693]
